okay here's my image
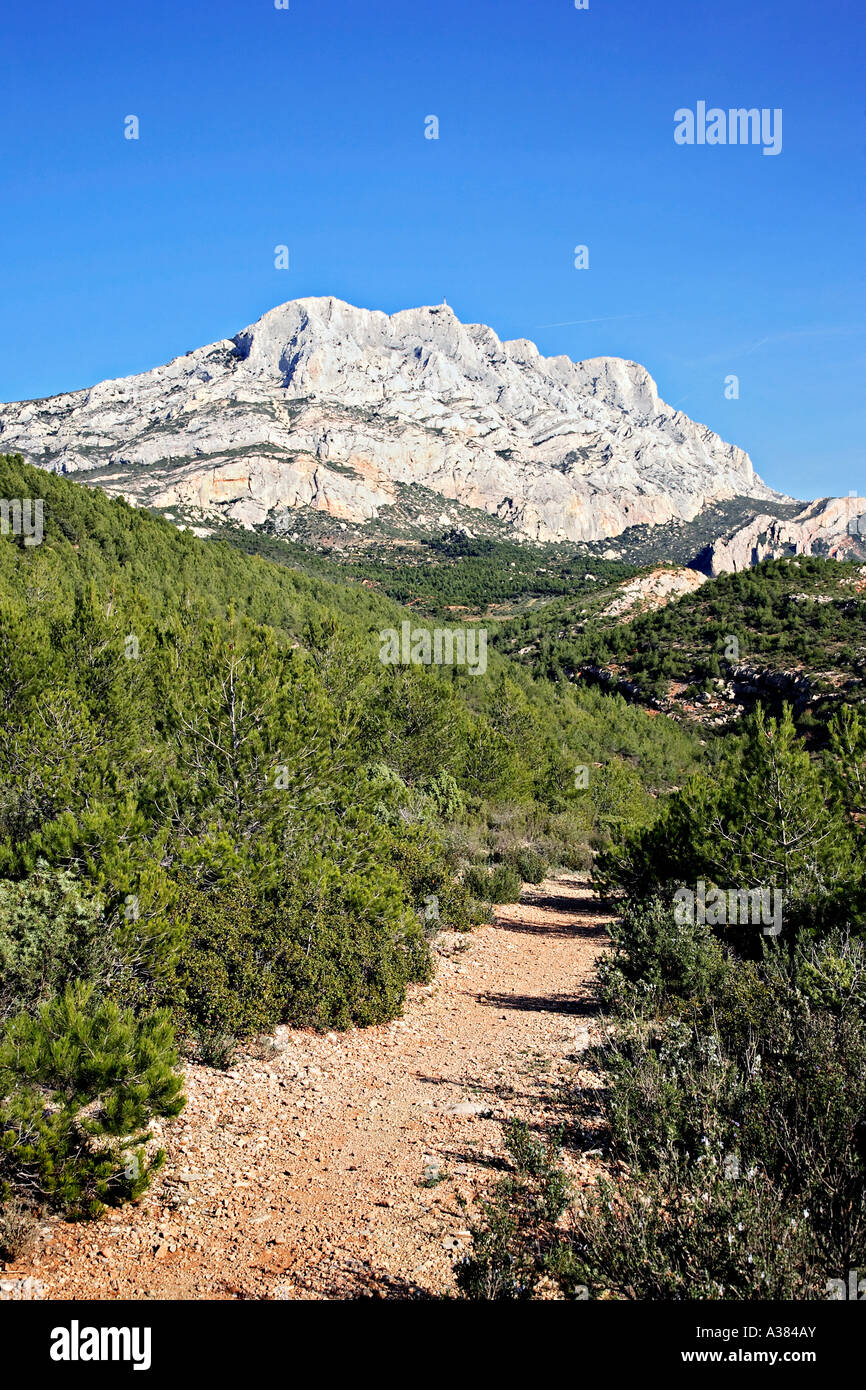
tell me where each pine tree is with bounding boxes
[703,706,853,944]
[0,983,184,1216]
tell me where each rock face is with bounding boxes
[692,496,866,576]
[0,296,783,544]
[600,566,708,620]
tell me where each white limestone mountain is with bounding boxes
[0,296,789,549]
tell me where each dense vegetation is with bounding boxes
[0,454,697,1220]
[458,705,866,1299]
[213,520,635,620]
[7,446,862,1298]
[500,554,866,725]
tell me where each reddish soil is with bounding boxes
[4,875,611,1301]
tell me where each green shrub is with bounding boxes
[458,1129,831,1301]
[488,863,523,901]
[193,1026,237,1071]
[560,1165,824,1300]
[584,985,866,1280]
[0,865,109,1022]
[588,758,654,848]
[585,1017,744,1173]
[386,829,476,933]
[462,862,522,904]
[175,866,431,1038]
[790,932,866,1018]
[0,983,185,1217]
[456,1120,571,1300]
[594,706,862,950]
[505,847,548,884]
[596,895,727,1015]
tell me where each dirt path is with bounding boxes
[6,876,611,1301]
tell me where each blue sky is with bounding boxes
[0,0,863,500]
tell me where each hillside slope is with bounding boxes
[499,554,866,728]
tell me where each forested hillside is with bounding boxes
[500,554,866,729]
[0,454,696,1219]
[4,448,864,1305]
[210,520,636,620]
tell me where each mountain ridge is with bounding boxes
[0,295,787,550]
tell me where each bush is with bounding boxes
[594,706,862,950]
[488,863,523,901]
[505,847,548,884]
[386,829,476,933]
[175,866,432,1038]
[560,1165,825,1300]
[0,983,185,1217]
[456,1120,572,1300]
[462,862,523,904]
[790,932,866,1018]
[585,1017,745,1173]
[595,896,727,1015]
[0,1196,39,1262]
[0,865,109,1022]
[584,982,866,1282]
[457,1127,833,1301]
[193,1026,237,1071]
[588,758,654,848]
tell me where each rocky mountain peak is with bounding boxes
[0,295,786,545]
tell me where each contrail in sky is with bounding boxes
[533,313,651,329]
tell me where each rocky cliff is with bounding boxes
[691,496,866,575]
[0,296,784,545]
